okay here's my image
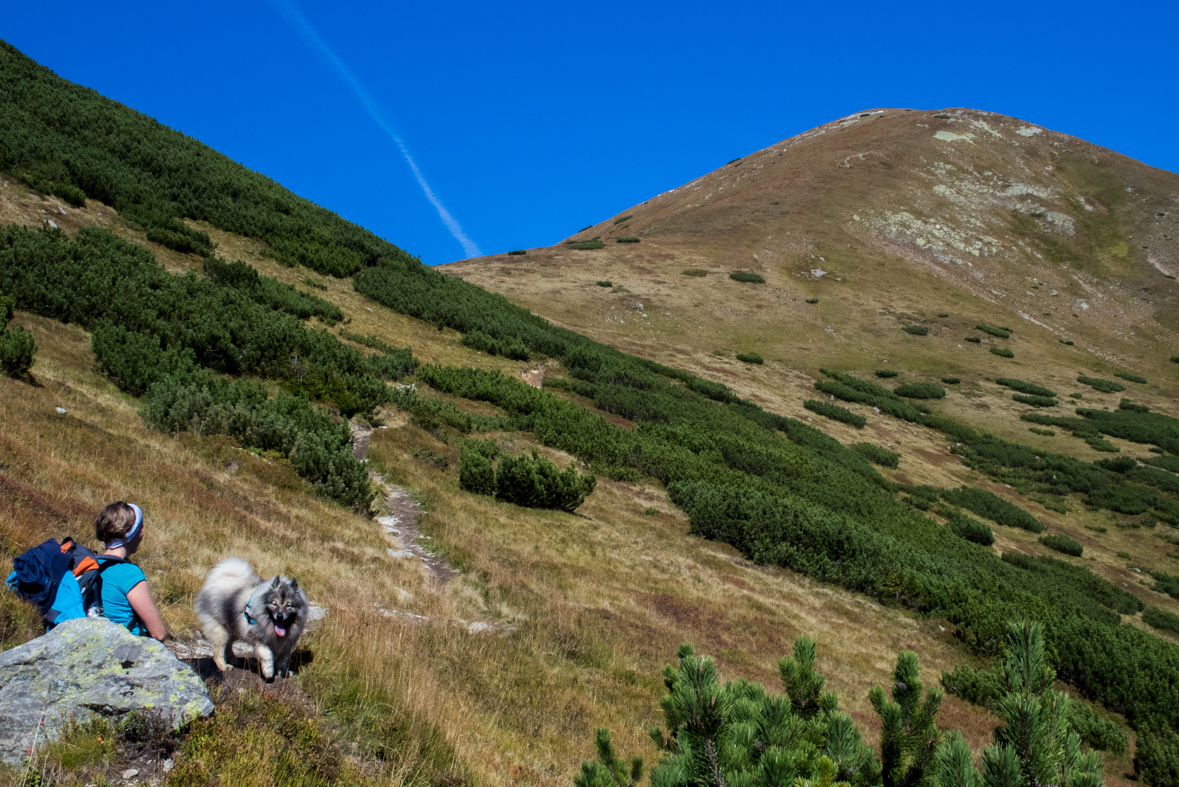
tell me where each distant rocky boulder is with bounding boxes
[0,618,213,766]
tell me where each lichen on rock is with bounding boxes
[0,618,213,766]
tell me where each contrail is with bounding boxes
[271,0,483,259]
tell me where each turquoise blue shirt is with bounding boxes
[98,560,147,636]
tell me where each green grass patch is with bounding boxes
[736,352,764,365]
[990,347,1014,358]
[1039,533,1084,557]
[851,442,899,468]
[902,325,929,336]
[729,272,766,284]
[1013,394,1057,408]
[803,399,866,428]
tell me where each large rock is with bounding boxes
[0,617,213,766]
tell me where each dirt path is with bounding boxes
[350,420,458,587]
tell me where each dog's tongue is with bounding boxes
[275,624,287,637]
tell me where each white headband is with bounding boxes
[106,503,143,548]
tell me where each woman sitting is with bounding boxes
[95,502,167,642]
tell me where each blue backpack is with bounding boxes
[6,538,124,629]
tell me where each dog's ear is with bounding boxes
[271,576,281,589]
[289,578,299,592]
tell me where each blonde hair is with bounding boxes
[95,502,139,545]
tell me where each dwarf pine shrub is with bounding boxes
[949,512,994,546]
[612,214,633,225]
[997,378,1056,397]
[736,352,764,364]
[508,249,527,255]
[615,237,640,243]
[902,325,929,335]
[851,442,899,468]
[805,298,819,304]
[941,486,1044,532]
[942,377,960,385]
[1078,375,1125,393]
[990,347,1014,358]
[1115,372,1147,383]
[681,269,708,277]
[804,399,866,428]
[1144,607,1179,635]
[1039,533,1084,557]
[569,240,606,250]
[0,290,35,377]
[976,324,1010,339]
[895,382,945,399]
[729,272,766,283]
[875,369,899,378]
[596,281,612,288]
[965,336,981,343]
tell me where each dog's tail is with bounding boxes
[203,557,258,589]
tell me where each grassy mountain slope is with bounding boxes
[3,38,1179,786]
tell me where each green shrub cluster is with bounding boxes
[202,258,344,324]
[729,271,765,283]
[894,382,945,399]
[1115,372,1147,384]
[508,249,527,255]
[948,512,994,545]
[940,486,1044,532]
[804,399,866,428]
[805,298,819,304]
[990,347,1014,358]
[875,369,899,378]
[595,280,612,287]
[997,378,1056,397]
[851,443,899,468]
[1143,454,1179,473]
[0,288,35,377]
[459,446,594,512]
[615,237,640,243]
[736,352,764,364]
[1078,375,1125,393]
[1143,607,1179,635]
[1153,571,1179,600]
[568,240,606,250]
[941,377,960,385]
[0,225,390,506]
[1029,427,1056,437]
[965,336,982,343]
[902,325,929,335]
[976,324,1011,339]
[681,269,707,277]
[1039,533,1084,557]
[612,214,632,225]
[1014,394,1058,407]
[460,329,529,360]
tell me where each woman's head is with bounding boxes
[95,502,144,548]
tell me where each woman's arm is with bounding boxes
[125,581,167,642]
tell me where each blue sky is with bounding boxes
[4,1,1176,265]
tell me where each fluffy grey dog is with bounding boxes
[194,557,308,679]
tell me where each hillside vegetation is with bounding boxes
[3,40,1179,787]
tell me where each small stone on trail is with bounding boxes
[123,768,139,779]
[55,407,67,414]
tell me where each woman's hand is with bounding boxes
[126,581,168,642]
